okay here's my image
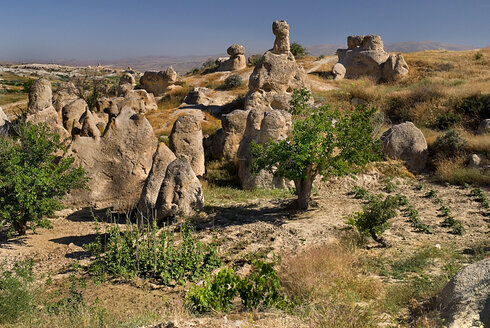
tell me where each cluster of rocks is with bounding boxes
[217,44,246,71]
[333,35,409,82]
[22,76,205,219]
[139,67,182,96]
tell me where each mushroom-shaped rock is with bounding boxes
[169,115,205,177]
[218,44,247,71]
[155,159,204,222]
[439,258,490,328]
[381,122,428,172]
[137,142,177,217]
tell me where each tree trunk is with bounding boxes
[294,166,315,210]
[14,218,27,236]
[369,229,390,248]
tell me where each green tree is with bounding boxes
[290,42,308,59]
[250,89,381,210]
[0,123,87,236]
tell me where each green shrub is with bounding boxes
[431,112,460,130]
[186,261,289,313]
[474,52,483,60]
[431,130,467,158]
[85,222,221,285]
[455,94,490,128]
[290,42,308,59]
[0,259,34,323]
[220,74,243,90]
[0,123,87,236]
[346,194,401,247]
[349,186,370,200]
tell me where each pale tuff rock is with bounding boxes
[97,89,157,116]
[439,258,490,328]
[336,35,409,81]
[140,67,180,96]
[467,153,487,168]
[62,98,89,135]
[53,82,78,116]
[155,159,204,222]
[184,87,213,106]
[27,78,53,114]
[221,109,249,163]
[332,63,346,80]
[64,107,157,209]
[169,115,205,177]
[218,44,247,71]
[117,72,136,96]
[137,142,177,217]
[272,20,290,54]
[381,122,428,172]
[79,109,101,138]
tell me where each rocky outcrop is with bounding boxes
[221,109,249,163]
[0,107,11,137]
[238,109,292,189]
[140,67,180,96]
[62,98,89,135]
[169,115,205,177]
[64,107,157,209]
[53,82,78,116]
[117,72,136,96]
[336,35,409,82]
[155,159,204,222]
[184,87,213,106]
[245,20,309,112]
[439,258,490,328]
[381,122,428,172]
[96,89,157,116]
[218,44,247,71]
[137,143,177,218]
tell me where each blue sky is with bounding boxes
[1,0,489,61]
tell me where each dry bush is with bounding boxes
[279,243,382,327]
[434,156,490,186]
[158,85,191,110]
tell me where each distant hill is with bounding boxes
[305,41,477,56]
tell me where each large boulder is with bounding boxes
[137,142,177,218]
[332,63,346,80]
[0,107,11,137]
[169,115,205,177]
[238,109,292,189]
[218,44,247,71]
[335,35,408,82]
[439,258,490,328]
[140,67,179,96]
[27,78,52,114]
[64,107,157,209]
[381,122,428,172]
[155,159,204,222]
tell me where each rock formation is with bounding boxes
[332,63,346,80]
[64,107,157,209]
[0,107,11,137]
[169,115,205,177]
[97,88,157,116]
[62,98,89,135]
[26,78,69,139]
[381,122,428,172]
[140,67,180,96]
[476,119,490,135]
[53,82,78,116]
[155,159,204,222]
[137,142,177,218]
[218,44,247,71]
[245,21,308,112]
[439,257,490,328]
[335,35,409,82]
[221,109,249,163]
[117,72,136,96]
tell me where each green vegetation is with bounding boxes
[251,89,381,210]
[0,259,34,323]
[85,221,221,285]
[431,130,467,158]
[219,74,243,90]
[186,261,289,313]
[0,123,87,236]
[290,42,308,59]
[346,194,402,247]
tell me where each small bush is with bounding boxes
[186,261,289,313]
[346,194,401,247]
[455,94,490,128]
[290,42,308,59]
[219,74,243,90]
[0,259,34,323]
[431,130,467,159]
[85,221,221,285]
[431,112,460,130]
[349,186,370,200]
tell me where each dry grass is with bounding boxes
[433,156,490,186]
[280,243,382,328]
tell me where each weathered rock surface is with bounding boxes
[53,82,78,116]
[137,143,177,218]
[118,72,136,96]
[62,98,89,135]
[222,109,249,163]
[336,35,408,81]
[381,122,428,172]
[64,107,157,209]
[155,159,204,222]
[439,258,490,328]
[79,109,101,138]
[140,67,179,96]
[0,107,11,137]
[218,44,247,71]
[332,62,346,80]
[27,78,53,114]
[96,89,157,116]
[272,20,290,54]
[477,119,490,135]
[238,109,292,189]
[184,87,213,106]
[169,115,205,176]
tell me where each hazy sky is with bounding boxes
[1,0,489,61]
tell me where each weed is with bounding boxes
[349,186,370,200]
[425,189,437,198]
[384,180,396,193]
[0,259,34,323]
